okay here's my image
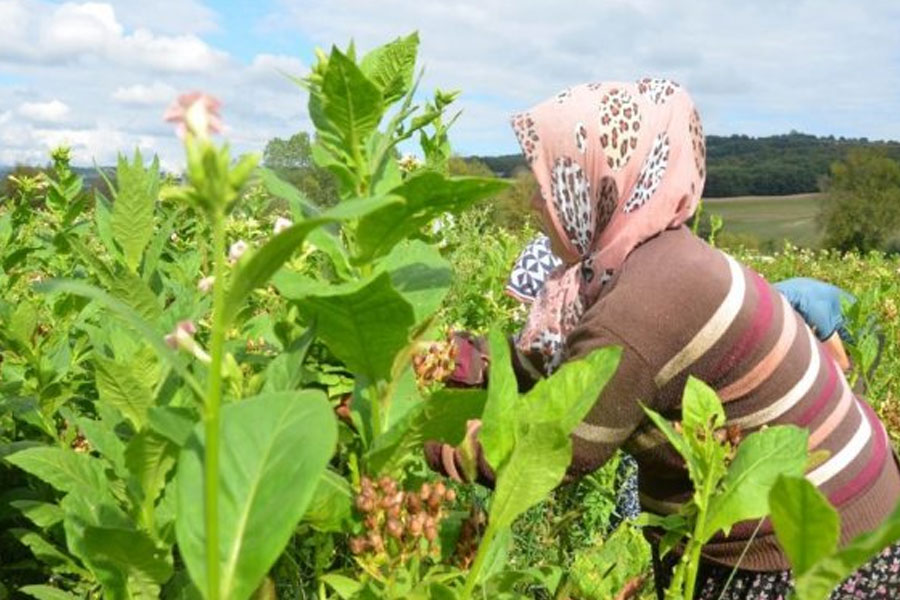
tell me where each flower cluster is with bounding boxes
[412,336,458,389]
[397,153,423,173]
[349,476,456,562]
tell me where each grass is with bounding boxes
[703,193,824,248]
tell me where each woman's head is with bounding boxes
[512,79,706,268]
[509,79,707,370]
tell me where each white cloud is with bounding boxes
[260,0,900,153]
[112,81,177,105]
[18,100,70,123]
[3,0,900,169]
[0,0,227,73]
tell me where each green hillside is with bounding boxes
[703,193,823,248]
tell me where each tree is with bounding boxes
[262,131,338,207]
[819,149,900,252]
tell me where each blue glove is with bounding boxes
[773,277,855,342]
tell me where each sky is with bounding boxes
[1,0,899,169]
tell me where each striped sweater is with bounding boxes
[561,226,900,570]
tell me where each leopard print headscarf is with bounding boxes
[511,79,706,373]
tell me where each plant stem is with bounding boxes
[460,522,498,599]
[204,208,227,600]
[368,382,383,438]
[683,480,714,599]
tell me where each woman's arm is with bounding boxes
[824,331,851,371]
[426,324,657,486]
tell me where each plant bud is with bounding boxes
[428,491,442,511]
[424,526,437,542]
[406,493,422,513]
[368,533,384,553]
[349,536,367,555]
[378,476,396,494]
[364,515,378,529]
[419,483,432,500]
[408,515,424,536]
[386,519,403,539]
[387,504,401,519]
[444,488,457,503]
[361,476,374,493]
[356,495,375,514]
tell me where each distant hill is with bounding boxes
[466,132,900,198]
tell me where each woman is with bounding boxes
[428,80,900,599]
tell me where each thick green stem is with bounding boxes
[368,382,383,439]
[204,209,227,600]
[683,479,714,599]
[460,522,499,599]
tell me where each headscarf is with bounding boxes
[510,78,707,372]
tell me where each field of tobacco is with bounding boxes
[1,33,899,600]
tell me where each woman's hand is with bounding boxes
[423,419,494,486]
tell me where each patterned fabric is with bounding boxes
[561,228,900,570]
[652,541,900,599]
[509,79,706,373]
[506,235,564,303]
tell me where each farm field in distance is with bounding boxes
[703,192,824,248]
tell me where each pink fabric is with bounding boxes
[510,79,707,371]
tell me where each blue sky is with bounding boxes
[1,0,899,167]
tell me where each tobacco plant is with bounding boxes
[642,378,809,599]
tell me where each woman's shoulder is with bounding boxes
[576,227,740,366]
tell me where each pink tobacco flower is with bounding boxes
[164,320,211,363]
[163,92,223,140]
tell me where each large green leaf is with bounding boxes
[295,272,415,383]
[703,425,808,540]
[111,150,159,273]
[489,425,571,529]
[376,239,452,325]
[125,430,177,531]
[9,500,64,528]
[302,470,352,532]
[5,446,109,496]
[175,391,337,600]
[768,475,840,576]
[523,347,622,431]
[360,32,419,104]
[366,388,487,474]
[224,197,400,326]
[356,172,509,261]
[81,526,173,600]
[19,585,79,600]
[257,167,320,217]
[795,499,900,600]
[320,47,384,153]
[107,268,162,322]
[94,355,154,431]
[10,529,85,576]
[479,328,518,472]
[36,279,204,399]
[681,376,725,433]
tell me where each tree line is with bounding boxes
[470,132,900,198]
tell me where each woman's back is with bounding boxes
[565,226,900,570]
